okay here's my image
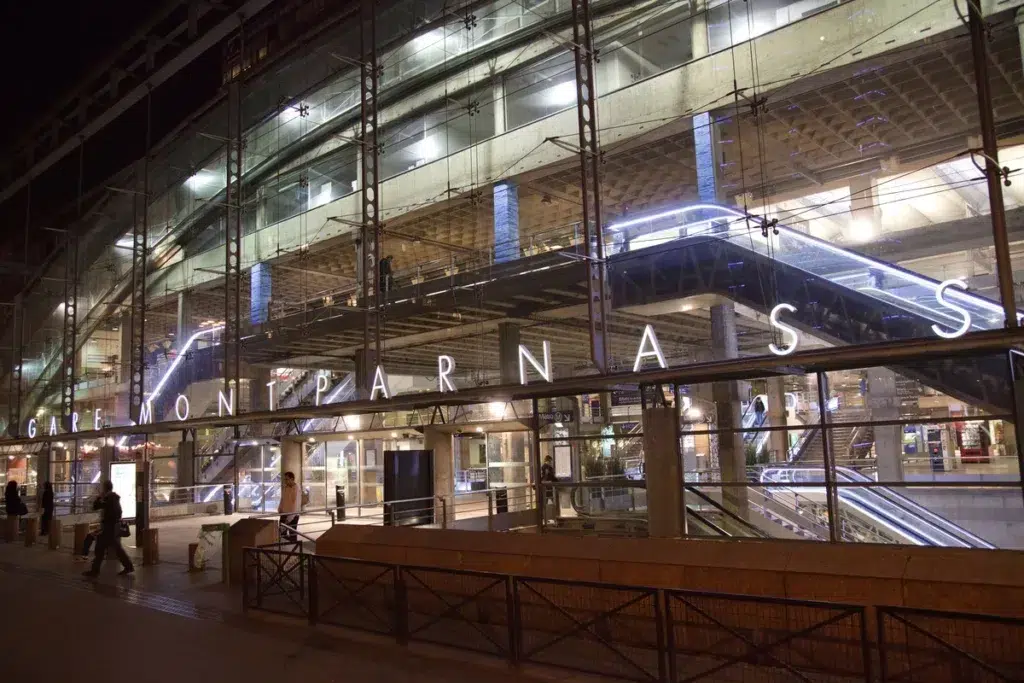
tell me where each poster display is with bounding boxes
[110,462,136,520]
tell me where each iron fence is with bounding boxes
[242,546,1024,682]
[878,606,1024,682]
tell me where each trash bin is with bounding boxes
[494,488,509,514]
[335,485,346,520]
[223,485,234,515]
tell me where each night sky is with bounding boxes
[0,1,223,289]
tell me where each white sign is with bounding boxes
[110,462,136,521]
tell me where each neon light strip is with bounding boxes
[147,325,224,407]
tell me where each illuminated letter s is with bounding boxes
[932,279,972,339]
[768,304,799,356]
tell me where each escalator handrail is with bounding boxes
[788,425,820,463]
[686,507,730,537]
[835,467,994,549]
[683,485,768,538]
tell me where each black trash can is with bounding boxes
[494,488,509,514]
[335,485,346,520]
[223,485,234,515]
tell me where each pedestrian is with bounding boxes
[278,471,301,543]
[5,480,27,517]
[82,481,134,578]
[540,455,557,504]
[40,482,54,536]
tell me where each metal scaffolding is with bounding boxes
[128,158,149,424]
[224,79,244,400]
[571,0,611,374]
[360,0,382,396]
[60,236,79,431]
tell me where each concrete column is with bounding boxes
[693,110,722,203]
[493,181,520,263]
[255,186,267,232]
[354,348,376,399]
[642,407,682,538]
[497,322,520,385]
[178,440,195,487]
[250,262,272,325]
[710,303,746,512]
[690,0,710,59]
[850,175,879,243]
[493,78,506,135]
[280,440,303,484]
[176,291,194,347]
[99,445,115,485]
[767,377,788,462]
[424,427,455,527]
[867,368,903,481]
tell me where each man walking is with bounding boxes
[278,471,301,543]
[83,480,134,578]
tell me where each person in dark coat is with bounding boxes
[40,482,54,536]
[82,481,134,578]
[5,480,27,517]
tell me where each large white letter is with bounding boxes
[71,412,80,433]
[266,380,277,411]
[138,400,153,425]
[218,389,235,417]
[632,324,668,372]
[315,373,330,406]
[49,416,58,436]
[768,304,800,356]
[175,394,191,421]
[27,418,36,439]
[438,355,456,393]
[370,365,390,400]
[932,279,972,339]
[518,341,553,385]
[93,409,103,431]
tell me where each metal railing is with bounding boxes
[242,546,1024,682]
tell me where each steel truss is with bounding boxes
[360,0,382,396]
[571,0,610,374]
[224,79,244,398]
[128,159,149,424]
[60,236,79,431]
[7,294,23,436]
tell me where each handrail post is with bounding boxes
[487,490,495,532]
[307,555,318,625]
[441,496,448,529]
[394,566,409,645]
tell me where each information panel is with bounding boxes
[110,462,136,520]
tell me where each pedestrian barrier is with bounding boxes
[242,546,1024,682]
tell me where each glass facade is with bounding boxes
[1,0,1022,548]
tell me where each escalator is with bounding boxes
[759,466,995,547]
[610,204,1014,414]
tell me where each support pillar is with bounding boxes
[176,291,195,347]
[250,262,272,325]
[766,377,787,462]
[690,0,710,59]
[280,440,303,485]
[642,406,682,538]
[850,175,879,243]
[493,181,519,263]
[693,110,722,204]
[99,445,115,485]
[710,303,746,512]
[493,78,506,136]
[424,427,455,527]
[178,439,195,488]
[867,368,903,481]
[497,322,520,385]
[354,348,377,399]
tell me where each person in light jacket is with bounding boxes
[278,471,301,542]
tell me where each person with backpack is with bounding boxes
[82,480,134,578]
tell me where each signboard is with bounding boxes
[538,411,574,424]
[110,462,136,520]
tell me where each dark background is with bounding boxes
[0,0,223,291]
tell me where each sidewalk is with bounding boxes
[0,541,588,683]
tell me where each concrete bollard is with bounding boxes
[48,519,62,550]
[142,528,159,566]
[23,517,38,546]
[73,523,90,555]
[3,517,18,543]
